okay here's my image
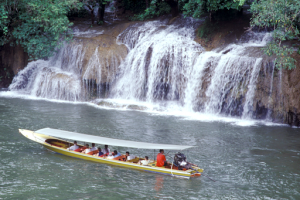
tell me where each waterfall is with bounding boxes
[266,64,275,120]
[7,17,275,121]
[242,58,262,119]
[9,43,85,101]
[111,22,272,117]
[111,20,204,102]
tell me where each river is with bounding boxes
[0,95,299,199]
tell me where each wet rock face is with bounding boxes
[280,54,300,126]
[68,21,135,85]
[0,44,29,88]
[251,53,300,126]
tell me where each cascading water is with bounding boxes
[203,32,271,116]
[8,31,124,101]
[8,43,85,101]
[112,20,204,101]
[111,21,272,118]
[6,17,275,122]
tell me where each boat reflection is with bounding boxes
[154,176,164,192]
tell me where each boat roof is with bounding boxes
[35,128,195,150]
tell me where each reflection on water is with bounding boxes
[0,97,300,199]
[154,176,163,192]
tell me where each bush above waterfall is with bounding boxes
[131,0,171,21]
[0,0,83,60]
[250,0,300,70]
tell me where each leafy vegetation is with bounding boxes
[131,0,171,21]
[180,0,242,19]
[250,0,300,69]
[197,19,218,41]
[0,0,300,70]
[0,0,82,60]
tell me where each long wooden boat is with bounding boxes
[19,128,203,179]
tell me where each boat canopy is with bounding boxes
[35,128,195,150]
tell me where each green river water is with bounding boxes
[0,96,300,199]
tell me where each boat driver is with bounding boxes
[67,141,79,151]
[156,149,170,167]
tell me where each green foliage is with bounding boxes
[250,0,300,69]
[0,5,9,46]
[198,19,218,41]
[0,0,82,60]
[131,0,171,21]
[180,0,242,18]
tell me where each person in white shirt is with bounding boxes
[82,144,91,154]
[67,141,79,151]
[126,151,135,161]
[106,152,115,159]
[102,145,110,155]
[138,156,150,166]
[90,143,97,151]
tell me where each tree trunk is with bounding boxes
[145,0,149,8]
[87,5,95,25]
[98,3,106,23]
[91,10,95,25]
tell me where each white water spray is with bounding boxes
[6,18,275,125]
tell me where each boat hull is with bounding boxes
[19,129,203,179]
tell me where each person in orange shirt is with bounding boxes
[156,149,170,167]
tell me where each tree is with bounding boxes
[131,0,171,20]
[250,0,300,69]
[97,0,111,23]
[84,0,98,25]
[180,0,242,20]
[0,0,82,60]
[82,0,111,25]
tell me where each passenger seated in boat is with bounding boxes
[156,149,171,167]
[67,141,79,151]
[98,147,104,157]
[102,145,110,156]
[82,144,91,154]
[125,151,136,161]
[74,145,86,152]
[138,156,150,166]
[106,152,115,159]
[90,143,97,151]
[112,150,126,161]
[113,150,121,158]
